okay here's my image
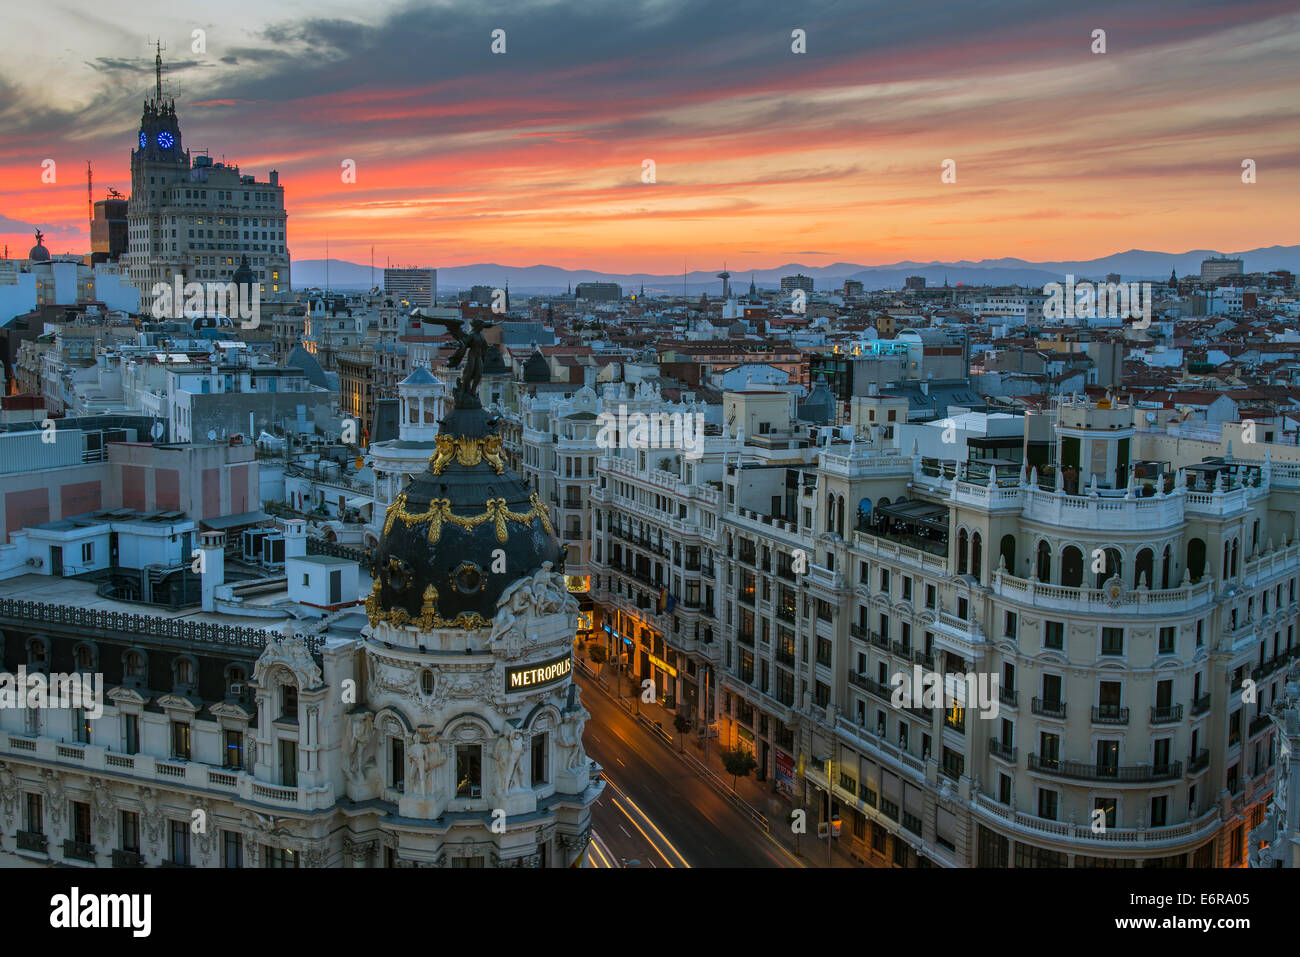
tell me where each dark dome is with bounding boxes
[368,403,563,630]
[523,350,550,383]
[29,240,50,262]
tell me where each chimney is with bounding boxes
[199,531,226,612]
[283,518,307,559]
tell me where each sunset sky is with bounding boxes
[1,0,1297,274]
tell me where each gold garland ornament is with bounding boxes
[382,491,554,544]
[366,579,491,631]
[428,433,506,476]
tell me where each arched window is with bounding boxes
[1161,545,1171,589]
[124,649,146,681]
[957,529,969,576]
[1187,538,1206,582]
[1036,540,1051,582]
[1135,548,1154,590]
[1094,547,1121,589]
[1061,546,1084,587]
[857,497,872,531]
[1231,539,1239,578]
[836,496,845,538]
[826,493,835,533]
[971,532,983,581]
[1000,535,1016,574]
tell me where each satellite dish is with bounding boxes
[150,422,165,440]
[207,429,218,441]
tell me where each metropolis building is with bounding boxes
[126,45,291,299]
[0,377,600,867]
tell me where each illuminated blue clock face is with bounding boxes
[157,131,175,149]
[139,131,146,149]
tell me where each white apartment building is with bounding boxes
[592,391,1295,867]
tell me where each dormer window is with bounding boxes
[283,685,299,719]
[124,650,146,681]
[176,658,194,687]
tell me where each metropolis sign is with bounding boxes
[505,653,573,693]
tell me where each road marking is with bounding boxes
[612,797,677,868]
[589,834,615,868]
[603,775,692,868]
[619,824,632,839]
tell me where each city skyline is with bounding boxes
[2,0,1298,272]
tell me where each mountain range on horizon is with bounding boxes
[291,245,1300,295]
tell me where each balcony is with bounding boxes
[1028,755,1182,782]
[1188,749,1210,773]
[891,641,912,659]
[1150,705,1183,725]
[911,649,935,669]
[1091,705,1130,726]
[63,839,96,862]
[1191,693,1211,716]
[999,687,1018,708]
[988,739,1017,762]
[112,849,145,867]
[848,671,894,702]
[1249,712,1274,737]
[850,623,866,640]
[17,831,47,853]
[1031,698,1067,719]
[870,631,889,650]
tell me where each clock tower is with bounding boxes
[124,40,292,301]
[126,42,192,295]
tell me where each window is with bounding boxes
[224,729,244,769]
[263,846,298,868]
[124,714,139,755]
[24,792,42,834]
[73,708,91,744]
[283,685,298,719]
[531,732,548,786]
[81,542,94,563]
[1037,788,1059,821]
[170,820,191,865]
[1044,620,1064,650]
[1093,796,1117,829]
[390,737,404,791]
[280,739,298,787]
[71,801,92,846]
[456,744,482,798]
[171,721,191,760]
[1101,627,1124,656]
[1158,627,1176,655]
[1151,795,1168,828]
[223,831,243,868]
[120,811,140,853]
